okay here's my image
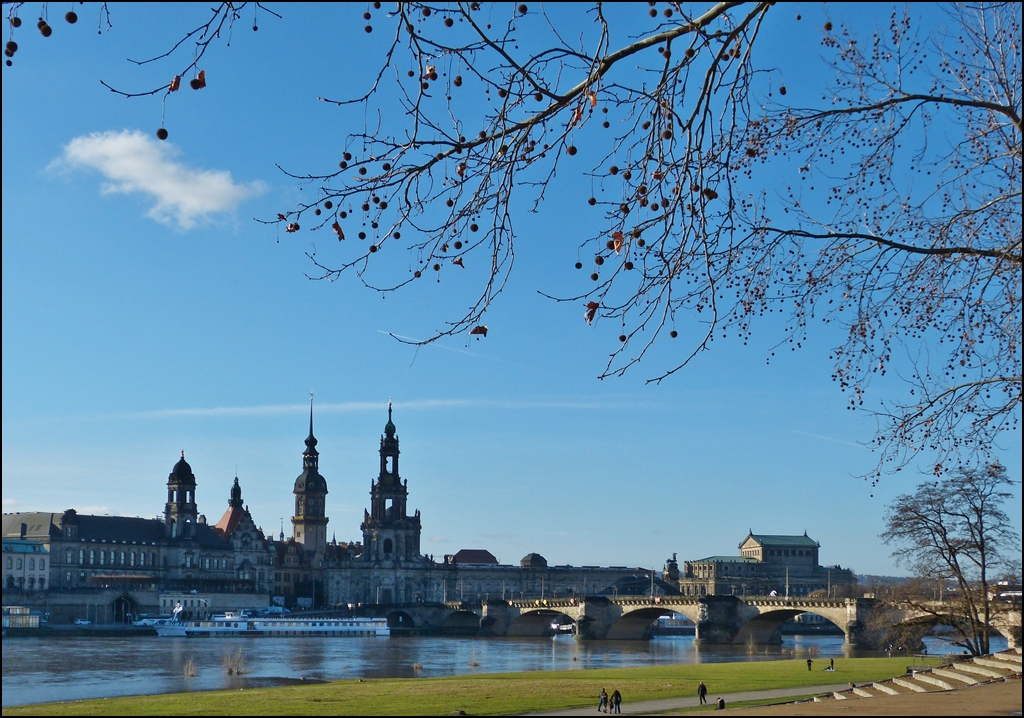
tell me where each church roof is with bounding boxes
[741,533,819,549]
[689,555,759,563]
[452,549,498,565]
[213,506,244,537]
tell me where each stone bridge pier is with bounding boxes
[690,596,881,649]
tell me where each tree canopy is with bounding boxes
[3,2,1020,478]
[881,464,1020,655]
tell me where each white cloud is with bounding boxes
[56,130,266,229]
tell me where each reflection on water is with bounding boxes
[1,633,1007,707]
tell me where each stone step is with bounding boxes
[872,681,904,696]
[831,691,852,700]
[891,677,930,693]
[954,661,1013,679]
[931,667,979,685]
[974,656,1023,672]
[912,672,956,690]
[993,651,1023,664]
[853,684,891,698]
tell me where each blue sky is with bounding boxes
[3,2,1020,576]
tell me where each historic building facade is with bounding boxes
[6,401,791,622]
[677,533,854,597]
[2,453,273,601]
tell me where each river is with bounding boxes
[1,633,1006,707]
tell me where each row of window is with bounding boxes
[275,572,310,583]
[65,549,155,567]
[5,557,45,571]
[4,575,46,589]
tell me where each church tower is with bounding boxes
[361,402,422,562]
[165,451,198,538]
[292,399,329,554]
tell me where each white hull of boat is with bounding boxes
[154,617,389,637]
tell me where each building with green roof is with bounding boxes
[678,531,853,598]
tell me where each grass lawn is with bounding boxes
[2,657,934,716]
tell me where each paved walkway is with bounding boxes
[526,684,851,715]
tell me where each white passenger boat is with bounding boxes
[154,606,389,637]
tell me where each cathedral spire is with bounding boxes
[304,393,319,467]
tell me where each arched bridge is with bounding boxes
[482,595,880,647]
[354,595,1020,648]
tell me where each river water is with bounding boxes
[1,633,1006,707]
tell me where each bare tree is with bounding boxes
[881,464,1020,655]
[4,2,1020,477]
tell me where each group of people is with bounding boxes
[597,688,622,713]
[600,671,837,713]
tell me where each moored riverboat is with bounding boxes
[154,615,390,637]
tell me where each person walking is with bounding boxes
[598,687,608,713]
[829,658,835,671]
[807,658,813,671]
[697,681,708,705]
[610,689,622,714]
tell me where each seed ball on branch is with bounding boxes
[324,200,333,209]
[575,262,583,269]
[619,335,627,342]
[39,23,52,37]
[590,273,599,281]
[10,17,22,27]
[594,256,605,266]
[589,197,597,206]
[65,11,78,24]
[566,145,578,156]
[156,128,168,140]
[670,330,678,338]
[444,17,453,27]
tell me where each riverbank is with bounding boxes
[722,678,1021,716]
[1,657,930,715]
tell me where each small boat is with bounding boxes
[154,605,389,637]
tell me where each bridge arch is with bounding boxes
[385,610,417,631]
[506,609,575,637]
[732,608,839,645]
[441,609,482,634]
[603,606,673,639]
